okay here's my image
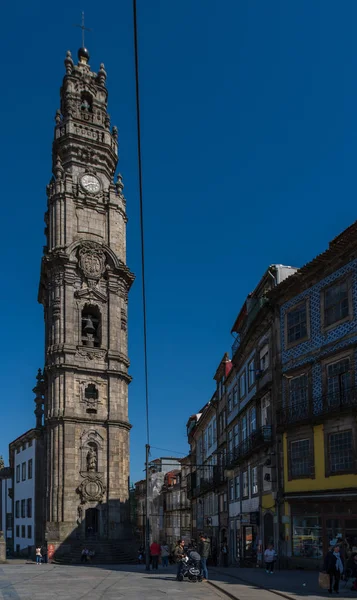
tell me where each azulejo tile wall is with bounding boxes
[280,258,357,397]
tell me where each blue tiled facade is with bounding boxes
[280,258,357,398]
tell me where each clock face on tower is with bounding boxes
[80,174,101,194]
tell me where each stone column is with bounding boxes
[0,531,6,563]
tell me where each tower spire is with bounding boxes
[74,11,91,51]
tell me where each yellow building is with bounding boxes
[272,222,357,568]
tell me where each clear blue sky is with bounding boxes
[1,0,357,483]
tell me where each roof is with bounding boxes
[9,428,37,448]
[269,220,357,301]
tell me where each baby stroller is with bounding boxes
[177,550,202,583]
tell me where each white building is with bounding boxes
[9,429,37,555]
[0,466,13,550]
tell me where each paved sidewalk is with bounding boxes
[209,567,357,600]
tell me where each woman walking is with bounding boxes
[161,542,169,568]
[35,546,42,565]
[324,544,344,594]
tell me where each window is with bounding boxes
[27,498,32,518]
[290,439,312,478]
[233,385,238,406]
[27,525,32,539]
[213,419,217,442]
[81,304,101,347]
[242,471,249,497]
[292,516,322,558]
[228,392,232,413]
[233,424,239,448]
[223,492,227,512]
[16,525,19,537]
[22,462,26,481]
[289,374,308,415]
[251,466,258,495]
[249,406,257,433]
[261,394,270,426]
[21,499,26,518]
[326,358,351,398]
[228,429,233,453]
[16,447,20,454]
[21,525,25,538]
[259,345,269,372]
[219,494,224,512]
[22,444,26,451]
[239,372,246,399]
[323,280,349,327]
[85,384,98,401]
[28,439,33,448]
[28,459,33,480]
[329,430,353,473]
[286,302,308,345]
[6,513,12,530]
[15,500,19,518]
[248,359,255,387]
[208,425,213,447]
[242,415,248,440]
[16,465,20,483]
[229,479,234,501]
[235,475,240,499]
[222,410,226,430]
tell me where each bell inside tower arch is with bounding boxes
[81,305,101,347]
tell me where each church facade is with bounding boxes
[37,46,134,556]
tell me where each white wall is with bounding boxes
[13,440,35,551]
[1,476,12,543]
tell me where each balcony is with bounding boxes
[226,426,272,468]
[277,386,357,429]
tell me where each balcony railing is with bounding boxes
[277,386,357,428]
[226,426,272,468]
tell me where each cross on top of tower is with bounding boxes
[74,11,92,63]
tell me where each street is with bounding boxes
[0,563,227,600]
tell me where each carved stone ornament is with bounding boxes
[77,477,106,504]
[78,242,105,280]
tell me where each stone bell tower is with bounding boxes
[38,46,134,557]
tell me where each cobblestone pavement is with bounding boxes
[0,563,227,600]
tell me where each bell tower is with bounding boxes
[38,46,134,556]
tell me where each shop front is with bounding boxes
[287,497,357,568]
[241,512,260,562]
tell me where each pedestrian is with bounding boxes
[35,546,42,565]
[150,540,161,570]
[41,544,48,564]
[161,542,169,568]
[221,539,229,567]
[198,534,211,581]
[174,540,185,580]
[264,543,276,574]
[324,544,344,594]
[81,548,89,563]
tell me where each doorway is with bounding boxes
[85,507,99,537]
[264,513,274,548]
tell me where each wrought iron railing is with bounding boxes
[277,386,357,427]
[226,426,272,468]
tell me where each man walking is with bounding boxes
[150,540,161,570]
[198,534,211,581]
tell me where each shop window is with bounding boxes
[323,279,350,328]
[292,515,323,558]
[286,301,309,346]
[328,430,353,473]
[289,439,313,479]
